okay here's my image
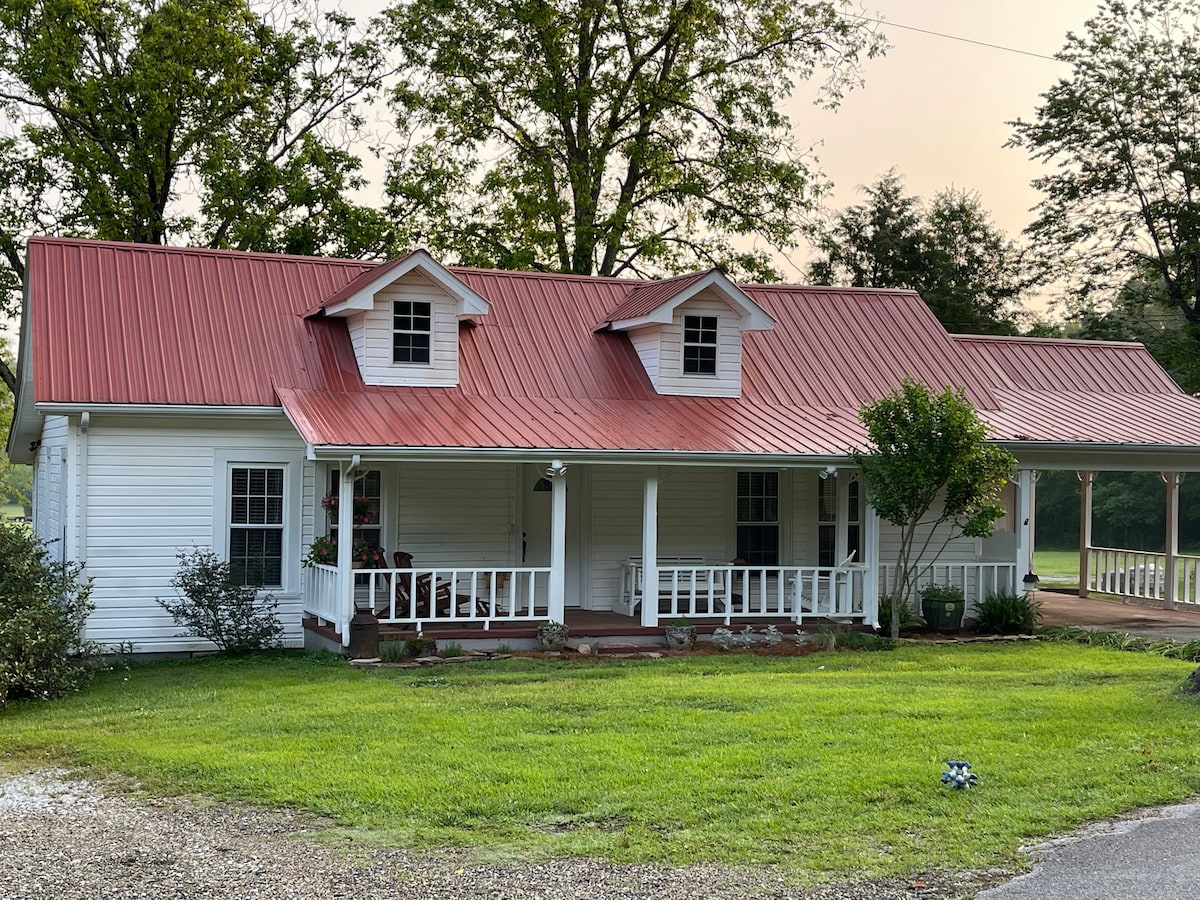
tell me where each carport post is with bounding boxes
[1078,471,1094,599]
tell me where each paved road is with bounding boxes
[977,802,1200,900]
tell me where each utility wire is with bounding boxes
[851,14,1064,63]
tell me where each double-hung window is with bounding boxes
[682,315,718,375]
[228,466,285,588]
[736,471,779,566]
[393,300,432,364]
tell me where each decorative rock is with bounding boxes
[577,643,593,655]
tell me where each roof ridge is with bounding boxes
[28,235,379,268]
[950,333,1147,349]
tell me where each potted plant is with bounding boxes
[321,494,376,526]
[664,618,697,650]
[536,620,570,650]
[302,535,386,568]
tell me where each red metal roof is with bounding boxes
[952,335,1182,395]
[603,270,711,323]
[24,237,1200,456]
[29,237,372,406]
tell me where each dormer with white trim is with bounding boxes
[308,249,489,388]
[601,269,774,398]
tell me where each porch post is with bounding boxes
[548,459,567,623]
[1164,472,1180,610]
[337,460,356,647]
[1015,469,1034,595]
[641,466,659,628]
[1078,471,1094,599]
[863,500,881,629]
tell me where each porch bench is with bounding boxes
[620,557,729,616]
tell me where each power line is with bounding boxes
[852,14,1064,63]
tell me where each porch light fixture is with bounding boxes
[819,465,837,480]
[545,459,567,478]
[1022,571,1040,590]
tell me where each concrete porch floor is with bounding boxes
[1036,590,1200,641]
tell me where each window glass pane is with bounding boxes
[229,465,285,587]
[818,478,836,521]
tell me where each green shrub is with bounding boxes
[0,522,97,707]
[973,590,1042,635]
[831,629,895,651]
[379,640,408,662]
[440,641,464,658]
[405,635,438,657]
[157,548,283,653]
[878,594,918,631]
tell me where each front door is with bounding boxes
[522,464,585,607]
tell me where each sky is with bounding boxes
[776,0,1100,280]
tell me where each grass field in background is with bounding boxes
[1,646,1198,879]
[1034,549,1082,582]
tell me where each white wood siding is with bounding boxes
[655,293,743,397]
[589,466,729,609]
[627,326,660,384]
[33,415,69,558]
[82,416,310,652]
[394,462,516,568]
[347,270,460,387]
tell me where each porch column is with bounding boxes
[1015,469,1034,595]
[337,459,357,646]
[1164,472,1181,610]
[863,500,881,629]
[641,466,659,628]
[547,459,567,623]
[1078,471,1094,599]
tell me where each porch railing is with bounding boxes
[364,566,551,633]
[879,562,1017,609]
[618,561,872,625]
[1085,546,1200,606]
[304,564,552,639]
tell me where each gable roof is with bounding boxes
[602,268,774,331]
[16,236,1200,459]
[309,248,490,318]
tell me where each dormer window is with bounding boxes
[683,315,718,375]
[393,300,432,364]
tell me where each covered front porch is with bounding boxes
[299,455,1029,646]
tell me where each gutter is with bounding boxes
[305,444,857,467]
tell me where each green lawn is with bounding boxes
[2,646,1198,879]
[1035,549,1082,582]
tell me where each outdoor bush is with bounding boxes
[378,640,408,663]
[158,548,283,653]
[0,522,97,707]
[878,594,918,632]
[974,590,1043,634]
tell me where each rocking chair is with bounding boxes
[389,551,489,619]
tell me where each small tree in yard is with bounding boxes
[853,381,1016,638]
[0,523,97,708]
[159,548,283,653]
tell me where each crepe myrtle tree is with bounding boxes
[852,381,1016,638]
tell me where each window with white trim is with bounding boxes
[682,314,718,375]
[818,476,836,568]
[736,471,779,566]
[229,466,284,587]
[393,300,432,364]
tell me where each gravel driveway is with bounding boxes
[0,770,1006,899]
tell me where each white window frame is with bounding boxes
[213,450,303,595]
[682,314,719,376]
[392,299,433,366]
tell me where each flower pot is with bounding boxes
[351,559,364,570]
[664,624,696,651]
[921,596,965,634]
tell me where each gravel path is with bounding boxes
[0,770,1006,899]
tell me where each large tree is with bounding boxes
[0,0,395,392]
[808,170,1028,333]
[381,0,885,280]
[1010,0,1200,360]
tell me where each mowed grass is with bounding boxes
[2,645,1198,878]
[1035,548,1083,581]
